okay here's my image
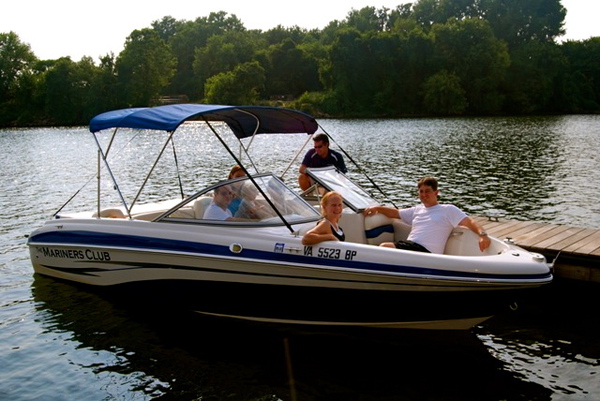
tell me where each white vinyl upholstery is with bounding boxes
[193,197,214,219]
[364,213,395,245]
[93,208,126,218]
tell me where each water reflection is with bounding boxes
[475,281,600,400]
[3,116,600,401]
[5,116,599,228]
[328,117,567,223]
[31,275,560,400]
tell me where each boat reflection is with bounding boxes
[474,280,600,399]
[32,275,554,400]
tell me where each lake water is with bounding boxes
[1,115,599,400]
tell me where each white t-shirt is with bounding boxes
[399,204,467,254]
[203,202,233,220]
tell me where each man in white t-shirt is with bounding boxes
[203,186,235,220]
[363,177,491,254]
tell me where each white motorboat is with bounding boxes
[27,104,553,330]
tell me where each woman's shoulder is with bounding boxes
[312,218,330,229]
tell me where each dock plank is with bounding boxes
[474,216,600,282]
[568,230,600,255]
[475,219,512,234]
[490,221,542,240]
[485,220,531,238]
[553,228,599,252]
[532,226,587,251]
[512,224,567,247]
[562,229,600,254]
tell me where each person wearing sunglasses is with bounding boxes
[298,133,348,190]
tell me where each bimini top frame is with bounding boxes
[86,104,319,229]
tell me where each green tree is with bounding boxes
[88,53,119,115]
[323,28,374,114]
[365,31,405,114]
[262,38,321,98]
[479,0,566,48]
[151,16,184,42]
[193,30,260,98]
[0,32,37,99]
[0,31,37,109]
[204,61,265,104]
[43,57,100,124]
[432,18,509,113]
[116,28,177,106]
[346,6,391,32]
[389,4,421,38]
[166,12,245,100]
[422,69,467,115]
[263,25,308,46]
[413,0,478,30]
[503,41,565,113]
[558,38,600,112]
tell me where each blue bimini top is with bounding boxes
[89,103,318,138]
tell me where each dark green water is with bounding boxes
[1,116,599,400]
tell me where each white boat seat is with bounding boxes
[364,214,395,245]
[193,197,214,219]
[93,208,126,218]
[444,227,499,256]
[392,219,412,242]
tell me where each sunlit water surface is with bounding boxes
[1,116,599,400]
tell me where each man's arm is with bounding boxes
[332,150,348,173]
[458,216,491,251]
[363,206,400,219]
[298,163,312,190]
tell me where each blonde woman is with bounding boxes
[302,191,345,245]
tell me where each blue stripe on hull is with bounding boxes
[29,230,552,281]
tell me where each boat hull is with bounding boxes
[34,270,536,330]
[28,221,551,330]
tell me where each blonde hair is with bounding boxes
[320,191,343,217]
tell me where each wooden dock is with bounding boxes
[473,216,600,282]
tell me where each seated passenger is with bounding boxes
[362,176,490,253]
[302,191,345,245]
[227,165,246,215]
[203,186,235,220]
[298,133,347,191]
[235,182,272,220]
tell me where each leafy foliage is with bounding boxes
[116,28,177,107]
[0,0,598,127]
[204,61,265,104]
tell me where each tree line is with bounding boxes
[1,0,599,127]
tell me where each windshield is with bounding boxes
[161,174,321,225]
[306,166,379,212]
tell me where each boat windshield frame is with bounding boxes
[305,166,380,212]
[156,173,322,227]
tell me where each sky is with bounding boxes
[2,0,599,61]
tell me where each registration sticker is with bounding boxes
[274,243,285,253]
